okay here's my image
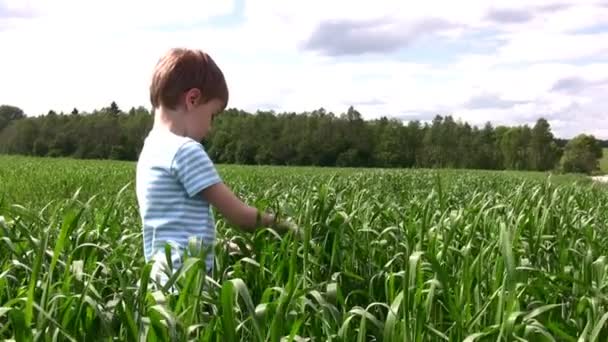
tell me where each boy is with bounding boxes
[135,48,298,287]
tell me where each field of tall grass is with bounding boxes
[1,155,607,341]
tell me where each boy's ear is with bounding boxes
[184,88,202,110]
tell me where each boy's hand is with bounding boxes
[271,217,303,239]
[226,240,250,255]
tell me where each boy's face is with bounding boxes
[183,89,224,141]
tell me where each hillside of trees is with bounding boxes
[0,103,605,173]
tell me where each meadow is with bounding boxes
[1,155,608,341]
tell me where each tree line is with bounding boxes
[0,103,605,174]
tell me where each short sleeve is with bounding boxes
[172,140,222,197]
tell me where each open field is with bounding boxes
[1,155,608,340]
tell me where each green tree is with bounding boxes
[500,126,532,170]
[405,120,423,168]
[529,118,559,171]
[560,134,603,174]
[473,122,500,169]
[6,119,39,155]
[420,115,443,167]
[110,101,121,116]
[33,138,48,156]
[0,105,25,132]
[372,117,402,167]
[0,100,598,172]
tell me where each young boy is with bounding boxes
[135,48,298,287]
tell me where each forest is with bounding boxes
[0,103,605,173]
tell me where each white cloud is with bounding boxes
[2,0,235,28]
[495,32,608,63]
[0,0,607,138]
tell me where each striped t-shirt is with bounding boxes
[135,129,221,277]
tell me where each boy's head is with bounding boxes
[150,48,228,140]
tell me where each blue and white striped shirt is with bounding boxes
[136,129,221,274]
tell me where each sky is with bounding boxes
[0,0,607,139]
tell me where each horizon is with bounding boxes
[14,103,608,142]
[1,0,607,140]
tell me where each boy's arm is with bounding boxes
[171,140,296,235]
[201,182,275,232]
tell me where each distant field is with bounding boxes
[601,147,608,173]
[1,155,608,340]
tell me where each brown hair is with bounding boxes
[149,48,228,110]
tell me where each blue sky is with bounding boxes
[0,0,607,139]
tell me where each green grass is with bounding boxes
[600,148,608,173]
[1,155,608,340]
